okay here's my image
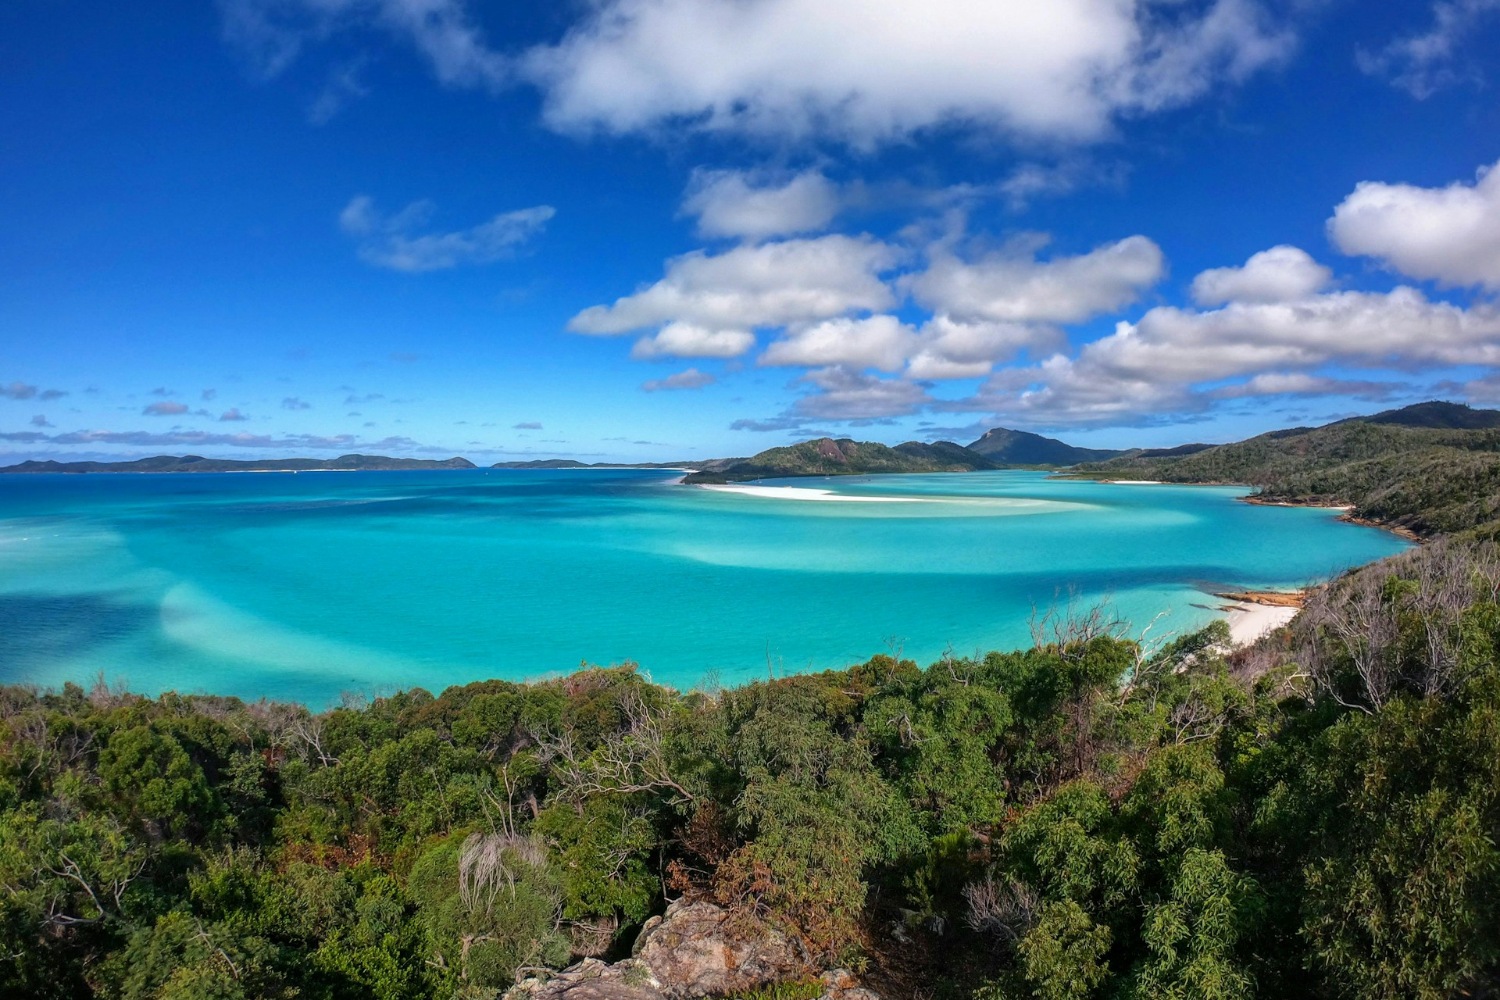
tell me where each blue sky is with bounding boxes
[3,0,1500,463]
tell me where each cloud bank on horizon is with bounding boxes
[3,0,1500,460]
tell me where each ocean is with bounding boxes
[0,468,1409,705]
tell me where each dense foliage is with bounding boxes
[1078,405,1500,537]
[5,539,1500,999]
[682,437,995,484]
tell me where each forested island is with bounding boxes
[679,427,1114,483]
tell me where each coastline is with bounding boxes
[1240,494,1423,541]
[1214,588,1306,645]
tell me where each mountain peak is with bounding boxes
[1344,400,1500,430]
[966,426,1125,465]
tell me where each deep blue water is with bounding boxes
[0,469,1408,705]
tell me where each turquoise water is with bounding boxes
[0,469,1408,705]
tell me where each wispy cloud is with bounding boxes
[282,397,312,410]
[143,401,189,416]
[339,196,555,272]
[513,421,543,429]
[1358,0,1500,98]
[308,60,369,123]
[1,382,67,401]
[219,0,509,88]
[642,368,716,392]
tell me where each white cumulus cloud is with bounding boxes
[1190,245,1332,305]
[682,169,841,240]
[1329,159,1500,290]
[791,367,932,420]
[519,0,1292,147]
[966,284,1500,425]
[908,234,1166,325]
[905,316,1066,380]
[760,315,917,372]
[569,235,900,342]
[631,323,757,359]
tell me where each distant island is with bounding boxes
[680,426,1113,483]
[9,402,1498,542]
[0,453,477,474]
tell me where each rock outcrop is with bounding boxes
[631,899,806,997]
[505,899,879,1000]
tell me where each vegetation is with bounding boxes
[966,428,1124,466]
[5,536,1500,998]
[681,425,1132,484]
[1076,402,1500,537]
[682,437,996,484]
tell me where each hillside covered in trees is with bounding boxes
[681,426,1132,484]
[1076,402,1500,538]
[681,437,998,484]
[5,533,1500,999]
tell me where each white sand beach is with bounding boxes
[1224,602,1299,645]
[696,483,932,502]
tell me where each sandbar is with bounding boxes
[696,483,932,503]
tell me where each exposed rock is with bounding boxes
[817,968,883,1000]
[506,958,664,1000]
[633,899,809,998]
[503,900,878,1000]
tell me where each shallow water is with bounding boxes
[0,469,1408,705]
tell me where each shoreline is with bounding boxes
[1240,494,1423,542]
[1213,588,1307,645]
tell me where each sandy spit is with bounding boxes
[695,483,932,503]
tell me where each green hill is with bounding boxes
[1338,400,1500,430]
[682,437,995,484]
[1077,401,1500,537]
[966,426,1127,464]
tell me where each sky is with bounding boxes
[2,0,1500,464]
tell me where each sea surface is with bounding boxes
[0,469,1409,706]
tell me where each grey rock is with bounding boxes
[633,899,808,998]
[505,901,882,1000]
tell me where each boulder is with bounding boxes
[505,900,884,1000]
[506,958,664,1000]
[632,899,808,998]
[816,968,883,1000]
